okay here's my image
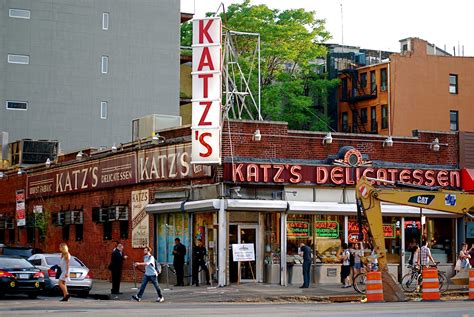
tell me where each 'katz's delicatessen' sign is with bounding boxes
[224,163,461,188]
[27,153,137,198]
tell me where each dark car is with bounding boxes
[0,255,45,299]
[2,246,43,259]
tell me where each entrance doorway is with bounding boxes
[229,224,259,283]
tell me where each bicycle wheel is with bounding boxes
[401,272,419,293]
[438,272,449,293]
[353,273,366,294]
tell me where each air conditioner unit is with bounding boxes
[99,208,109,222]
[5,219,14,229]
[53,212,65,226]
[71,211,83,224]
[117,206,129,221]
[8,139,58,167]
[63,211,71,225]
[108,206,118,221]
[131,114,182,141]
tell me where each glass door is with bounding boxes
[238,225,258,282]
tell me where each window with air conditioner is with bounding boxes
[101,55,109,74]
[71,211,84,224]
[102,12,109,30]
[9,8,31,19]
[108,206,118,221]
[99,208,109,222]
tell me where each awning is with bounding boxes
[146,199,462,218]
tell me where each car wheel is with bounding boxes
[28,293,39,299]
[77,291,89,298]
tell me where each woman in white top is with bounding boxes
[353,242,364,276]
[58,243,71,302]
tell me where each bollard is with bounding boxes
[366,271,384,302]
[421,268,440,301]
[469,269,474,300]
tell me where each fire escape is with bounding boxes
[340,68,377,133]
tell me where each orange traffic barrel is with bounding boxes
[422,268,440,301]
[366,271,384,302]
[469,269,474,300]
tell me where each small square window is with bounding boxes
[101,101,108,119]
[102,12,109,30]
[6,101,28,111]
[101,55,109,74]
[9,9,30,19]
[8,54,29,64]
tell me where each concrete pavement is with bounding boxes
[89,279,470,303]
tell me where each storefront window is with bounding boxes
[428,218,455,263]
[157,213,190,264]
[313,215,344,264]
[264,213,280,265]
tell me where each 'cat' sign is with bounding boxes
[191,17,222,164]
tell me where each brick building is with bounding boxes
[337,37,474,136]
[0,120,471,288]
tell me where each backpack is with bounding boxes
[349,251,355,266]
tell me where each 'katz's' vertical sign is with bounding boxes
[191,17,222,164]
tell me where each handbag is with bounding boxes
[51,265,62,279]
[454,259,461,271]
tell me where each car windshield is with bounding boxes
[0,257,35,269]
[45,256,84,267]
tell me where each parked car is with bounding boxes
[28,253,93,297]
[2,246,42,259]
[0,255,45,299]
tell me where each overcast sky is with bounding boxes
[183,0,474,56]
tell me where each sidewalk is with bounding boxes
[91,280,360,303]
[89,280,470,303]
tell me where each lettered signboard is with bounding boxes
[191,17,222,164]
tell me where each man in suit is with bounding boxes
[173,238,186,286]
[192,239,210,286]
[109,242,128,295]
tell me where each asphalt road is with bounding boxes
[0,296,473,317]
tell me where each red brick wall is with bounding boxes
[222,120,458,167]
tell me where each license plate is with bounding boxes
[19,274,30,279]
[70,273,77,278]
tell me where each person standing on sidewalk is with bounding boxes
[418,240,436,268]
[298,242,311,288]
[192,239,210,286]
[109,242,128,295]
[132,246,164,303]
[339,243,351,288]
[469,243,474,268]
[173,238,186,286]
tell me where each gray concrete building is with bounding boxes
[0,0,180,152]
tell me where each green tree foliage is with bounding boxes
[181,0,338,131]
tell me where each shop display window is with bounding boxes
[157,213,190,264]
[313,215,344,264]
[264,213,280,265]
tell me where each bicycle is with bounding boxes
[400,262,449,293]
[353,264,401,294]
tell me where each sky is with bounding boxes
[182,0,474,56]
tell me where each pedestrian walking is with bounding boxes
[419,240,436,268]
[132,246,164,303]
[173,238,186,286]
[58,243,71,302]
[108,242,128,295]
[192,239,210,286]
[339,243,351,288]
[298,242,311,288]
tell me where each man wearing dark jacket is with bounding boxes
[173,238,186,286]
[109,243,128,294]
[192,239,210,286]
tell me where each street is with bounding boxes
[0,296,473,317]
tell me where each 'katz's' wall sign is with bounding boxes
[224,163,460,188]
[27,153,137,198]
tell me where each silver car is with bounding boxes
[28,253,93,297]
